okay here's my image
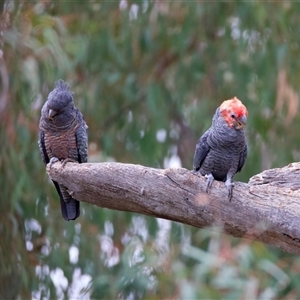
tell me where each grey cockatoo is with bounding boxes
[38,80,88,220]
[193,97,248,200]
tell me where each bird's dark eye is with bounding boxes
[231,114,235,119]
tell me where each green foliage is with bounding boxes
[2,0,300,298]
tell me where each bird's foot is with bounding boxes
[205,173,214,193]
[49,157,59,169]
[192,169,199,176]
[225,179,234,201]
[61,158,78,168]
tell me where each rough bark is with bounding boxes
[47,161,300,255]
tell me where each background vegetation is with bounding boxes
[1,1,300,299]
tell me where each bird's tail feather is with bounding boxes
[60,196,80,221]
[53,180,80,221]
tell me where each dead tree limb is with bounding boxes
[47,161,300,255]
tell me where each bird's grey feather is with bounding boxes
[38,80,88,221]
[193,129,211,172]
[75,109,88,163]
[193,108,247,183]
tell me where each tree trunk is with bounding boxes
[47,161,300,255]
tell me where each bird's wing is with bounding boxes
[193,129,211,171]
[38,129,49,165]
[75,110,88,163]
[237,144,247,173]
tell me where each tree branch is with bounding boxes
[47,161,300,255]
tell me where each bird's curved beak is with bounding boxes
[48,109,57,120]
[236,115,247,129]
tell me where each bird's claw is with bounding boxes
[225,179,234,201]
[49,157,59,169]
[205,173,214,193]
[61,158,78,167]
[192,169,199,176]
